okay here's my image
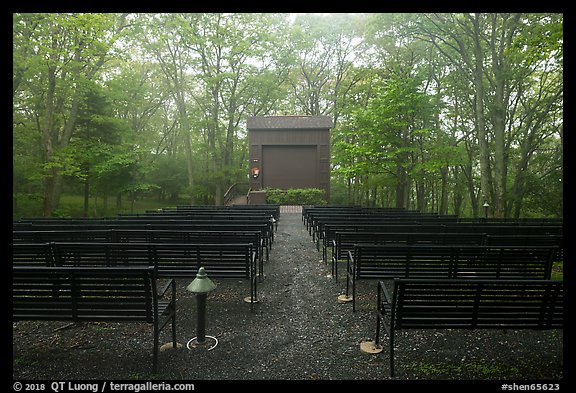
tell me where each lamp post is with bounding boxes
[483,201,490,220]
[186,267,218,351]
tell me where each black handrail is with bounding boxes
[224,182,249,205]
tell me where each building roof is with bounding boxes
[247,115,333,130]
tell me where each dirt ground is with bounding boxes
[12,212,565,386]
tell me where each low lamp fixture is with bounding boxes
[186,267,218,351]
[483,201,490,219]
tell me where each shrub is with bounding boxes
[265,188,327,205]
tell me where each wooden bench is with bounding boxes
[374,278,564,376]
[345,244,558,311]
[12,265,176,373]
[49,242,259,310]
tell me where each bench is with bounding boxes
[345,244,558,311]
[174,203,281,222]
[13,228,267,276]
[312,215,457,246]
[12,265,176,373]
[49,242,259,310]
[443,223,563,236]
[485,234,564,262]
[13,243,53,266]
[330,232,486,279]
[373,278,564,376]
[319,223,446,254]
[14,222,274,260]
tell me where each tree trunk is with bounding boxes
[41,60,57,217]
[471,15,493,213]
[439,166,449,215]
[83,178,90,218]
[395,165,407,209]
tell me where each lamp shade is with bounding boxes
[186,267,217,294]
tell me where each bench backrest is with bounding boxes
[13,266,157,322]
[50,242,255,278]
[443,224,562,236]
[333,232,486,259]
[485,234,563,261]
[13,229,263,259]
[12,243,53,266]
[14,223,272,247]
[390,278,564,329]
[14,229,260,243]
[352,244,556,280]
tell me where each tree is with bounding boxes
[13,13,562,218]
[409,13,562,217]
[13,13,130,216]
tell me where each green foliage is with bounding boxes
[551,262,563,281]
[265,188,327,205]
[408,360,520,378]
[13,193,192,219]
[12,12,563,218]
[147,154,188,201]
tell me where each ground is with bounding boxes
[12,213,564,386]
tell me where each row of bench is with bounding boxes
[13,228,269,276]
[330,231,563,279]
[302,205,563,227]
[302,205,562,274]
[321,222,562,262]
[14,240,259,304]
[13,205,279,373]
[302,206,563,377]
[168,203,281,221]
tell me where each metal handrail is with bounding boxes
[224,182,249,205]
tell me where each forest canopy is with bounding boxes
[12,13,563,218]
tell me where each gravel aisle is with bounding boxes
[13,212,564,384]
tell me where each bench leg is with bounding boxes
[352,277,357,312]
[389,328,395,377]
[153,323,159,373]
[171,304,177,349]
[375,314,381,346]
[375,308,395,377]
[334,259,339,281]
[331,257,336,280]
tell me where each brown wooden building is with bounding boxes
[247,115,333,201]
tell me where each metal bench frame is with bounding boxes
[13,265,176,373]
[374,278,563,377]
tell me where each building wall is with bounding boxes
[262,145,318,189]
[247,116,332,201]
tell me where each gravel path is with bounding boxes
[13,213,564,383]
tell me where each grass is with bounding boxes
[13,357,39,367]
[551,261,563,280]
[407,360,520,378]
[13,193,191,219]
